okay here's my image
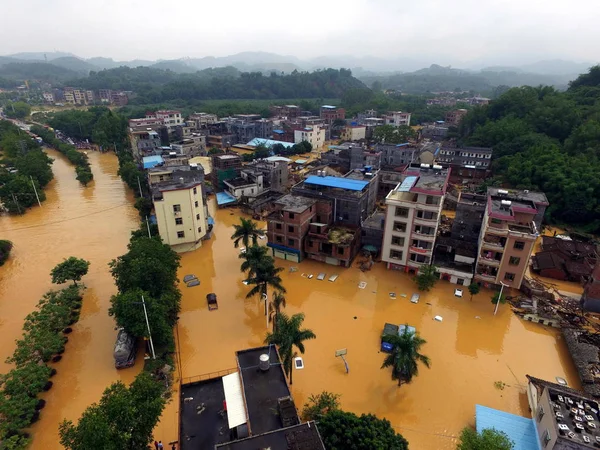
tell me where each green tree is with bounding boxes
[245,259,285,300]
[301,391,340,421]
[269,290,287,332]
[59,372,166,450]
[5,102,31,119]
[468,282,481,302]
[50,257,90,286]
[75,166,93,186]
[491,292,507,306]
[208,147,223,155]
[373,125,415,144]
[0,240,13,266]
[231,217,265,249]
[14,151,54,188]
[318,410,408,450]
[239,244,270,276]
[456,427,514,450]
[414,264,438,291]
[381,326,431,386]
[265,312,316,385]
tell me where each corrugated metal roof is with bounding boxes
[304,175,369,191]
[222,372,248,429]
[397,176,417,192]
[142,155,163,169]
[216,192,237,205]
[476,405,541,450]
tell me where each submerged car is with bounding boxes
[114,328,136,369]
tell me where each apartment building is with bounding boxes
[129,129,162,160]
[211,153,242,190]
[383,111,412,127]
[320,105,345,124]
[445,109,468,126]
[381,164,450,273]
[153,180,209,253]
[42,92,54,103]
[154,110,183,129]
[377,143,418,168]
[270,104,300,119]
[267,195,318,262]
[294,126,325,150]
[189,112,218,129]
[474,188,547,289]
[436,146,492,183]
[340,125,366,141]
[147,162,204,188]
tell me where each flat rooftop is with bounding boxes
[237,345,295,435]
[215,154,240,160]
[225,177,255,188]
[274,194,316,213]
[547,386,600,448]
[216,422,326,450]
[403,166,450,195]
[488,187,549,206]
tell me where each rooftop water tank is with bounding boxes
[259,353,270,371]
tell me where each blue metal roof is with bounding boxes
[216,191,237,206]
[397,176,418,192]
[207,216,215,225]
[321,105,337,109]
[247,138,294,149]
[272,129,285,134]
[476,405,541,450]
[142,155,163,169]
[294,159,308,164]
[305,175,369,191]
[396,143,410,147]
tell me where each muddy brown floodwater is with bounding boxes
[0,149,141,449]
[174,204,581,450]
[0,150,581,449]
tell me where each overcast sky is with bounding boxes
[1,0,598,65]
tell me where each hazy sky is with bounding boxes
[1,0,598,65]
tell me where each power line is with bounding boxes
[1,202,130,233]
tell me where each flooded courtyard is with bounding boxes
[0,150,581,449]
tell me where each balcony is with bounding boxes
[410,246,433,255]
[475,272,497,283]
[482,239,505,250]
[412,231,436,241]
[486,223,508,236]
[508,222,536,236]
[479,255,501,267]
[413,216,438,226]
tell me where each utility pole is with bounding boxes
[146,216,151,238]
[262,293,269,330]
[136,176,143,197]
[11,193,21,214]
[141,296,156,360]
[30,176,42,207]
[493,281,509,316]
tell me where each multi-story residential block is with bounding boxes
[153,179,209,253]
[291,169,379,228]
[267,195,318,262]
[377,143,418,168]
[211,153,242,190]
[383,111,412,127]
[42,92,55,103]
[129,129,162,160]
[321,143,381,173]
[148,162,205,187]
[154,110,182,129]
[99,89,112,102]
[254,118,273,139]
[110,91,128,106]
[129,117,164,129]
[445,108,468,126]
[294,126,325,149]
[170,134,206,157]
[436,146,492,184]
[189,112,218,129]
[474,188,547,289]
[320,105,345,124]
[304,220,361,268]
[63,88,75,104]
[270,104,300,119]
[246,158,289,193]
[340,125,366,141]
[381,164,450,273]
[420,122,449,140]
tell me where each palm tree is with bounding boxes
[245,261,286,300]
[381,326,430,386]
[239,245,270,277]
[231,218,265,249]
[269,291,287,331]
[266,312,316,385]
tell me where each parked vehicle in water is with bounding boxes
[114,328,136,369]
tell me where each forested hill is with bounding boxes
[459,66,600,232]
[68,66,366,102]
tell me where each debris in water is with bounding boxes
[434,315,443,322]
[353,316,357,320]
[475,316,481,319]
[389,292,396,299]
[358,281,367,289]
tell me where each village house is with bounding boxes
[294,126,325,150]
[319,105,345,124]
[581,264,600,313]
[211,153,243,193]
[340,125,366,141]
[532,236,599,282]
[436,145,493,184]
[445,109,468,126]
[383,111,412,127]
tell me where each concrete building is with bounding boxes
[383,111,412,127]
[211,153,243,191]
[189,112,218,129]
[433,194,486,285]
[294,126,325,150]
[129,129,162,160]
[361,211,386,254]
[377,143,418,168]
[320,105,345,124]
[147,161,204,188]
[170,134,207,157]
[445,109,468,126]
[267,195,318,262]
[304,221,361,268]
[381,164,450,273]
[270,104,300,119]
[292,169,379,228]
[581,264,600,313]
[340,125,366,141]
[532,237,598,283]
[42,92,54,103]
[321,143,368,173]
[154,110,182,129]
[526,375,600,450]
[437,146,492,184]
[421,123,449,140]
[152,179,209,253]
[245,158,289,193]
[474,188,547,289]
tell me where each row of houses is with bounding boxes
[43,87,130,106]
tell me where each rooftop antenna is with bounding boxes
[335,348,349,374]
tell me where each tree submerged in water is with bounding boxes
[456,427,514,450]
[51,257,90,286]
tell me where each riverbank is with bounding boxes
[0,149,141,448]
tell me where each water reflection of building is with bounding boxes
[180,345,325,450]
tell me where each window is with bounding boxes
[177,231,185,239]
[393,222,407,233]
[537,405,545,422]
[504,272,515,281]
[543,430,551,446]
[491,218,501,224]
[275,223,282,230]
[197,227,202,233]
[391,236,405,247]
[288,238,295,246]
[288,225,294,233]
[276,236,282,243]
[173,204,181,213]
[195,201,199,208]
[289,212,295,219]
[337,247,344,255]
[175,218,183,225]
[395,207,409,218]
[389,250,403,260]
[514,241,525,250]
[316,215,322,223]
[193,187,197,195]
[509,256,521,266]
[196,214,200,220]
[308,240,314,247]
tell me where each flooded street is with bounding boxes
[176,204,580,449]
[0,149,140,448]
[0,151,581,449]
